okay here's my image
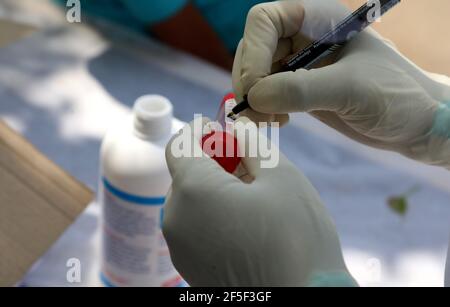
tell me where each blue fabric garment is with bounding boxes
[56,0,269,52]
[121,0,189,24]
[56,0,144,30]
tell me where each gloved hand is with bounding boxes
[163,117,357,287]
[232,0,450,169]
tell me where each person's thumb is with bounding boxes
[166,117,217,179]
[247,64,348,114]
[233,116,284,180]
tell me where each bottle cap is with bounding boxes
[133,95,173,141]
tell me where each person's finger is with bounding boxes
[276,114,290,127]
[240,1,305,94]
[233,39,290,127]
[233,116,283,179]
[272,38,293,64]
[300,0,349,41]
[241,108,276,124]
[232,40,245,103]
[166,117,225,180]
[239,109,289,128]
[247,64,349,114]
[271,33,312,73]
[234,38,293,99]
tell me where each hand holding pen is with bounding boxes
[228,0,401,120]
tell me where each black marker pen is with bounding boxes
[227,0,401,119]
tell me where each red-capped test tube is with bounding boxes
[215,93,237,133]
[201,93,241,174]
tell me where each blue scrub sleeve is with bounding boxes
[121,0,188,25]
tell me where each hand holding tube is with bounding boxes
[163,117,356,286]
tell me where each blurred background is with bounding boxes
[346,0,450,76]
[1,0,450,287]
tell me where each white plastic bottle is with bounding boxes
[99,95,185,287]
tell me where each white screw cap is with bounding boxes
[133,95,173,141]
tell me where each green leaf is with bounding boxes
[388,197,408,216]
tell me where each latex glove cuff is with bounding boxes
[429,102,450,169]
[307,271,358,287]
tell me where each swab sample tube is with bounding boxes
[215,93,237,133]
[202,93,243,175]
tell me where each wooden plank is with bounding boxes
[0,231,34,287]
[0,122,92,208]
[0,121,93,286]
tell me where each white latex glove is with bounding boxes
[232,0,450,169]
[163,117,357,287]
